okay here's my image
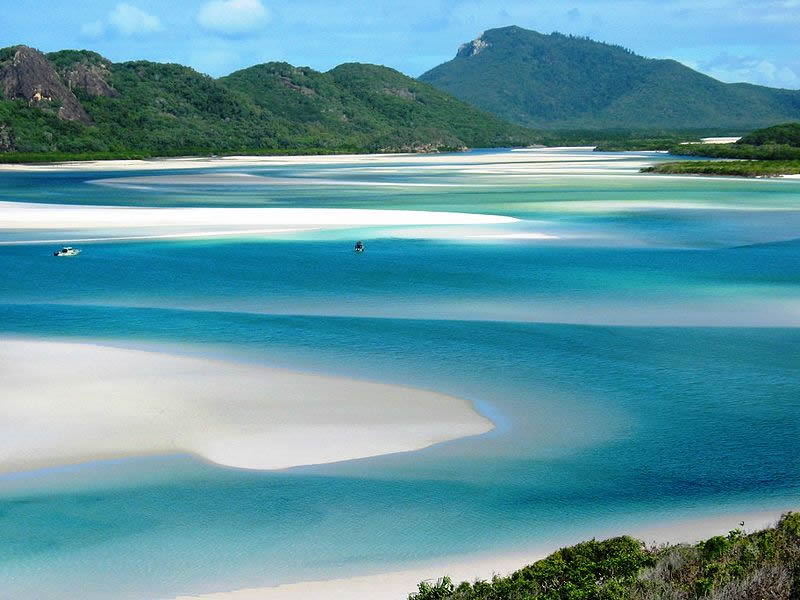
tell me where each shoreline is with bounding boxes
[171,507,795,600]
[2,149,797,184]
[0,147,649,172]
[0,339,493,474]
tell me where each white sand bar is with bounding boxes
[0,339,493,474]
[0,202,517,234]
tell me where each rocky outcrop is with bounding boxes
[62,60,119,98]
[457,36,490,58]
[278,76,316,96]
[0,46,91,123]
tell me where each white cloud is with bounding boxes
[109,3,163,36]
[700,54,800,89]
[80,20,106,38]
[197,0,270,35]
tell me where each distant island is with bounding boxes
[411,512,799,600]
[644,122,800,177]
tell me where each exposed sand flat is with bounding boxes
[173,509,792,600]
[680,137,742,145]
[701,136,742,144]
[0,339,493,474]
[0,202,517,235]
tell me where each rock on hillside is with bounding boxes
[46,50,119,98]
[0,46,91,122]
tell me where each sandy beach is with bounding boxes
[172,508,793,600]
[0,339,493,474]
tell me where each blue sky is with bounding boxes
[2,0,799,88]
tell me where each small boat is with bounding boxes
[53,246,81,257]
[354,241,365,253]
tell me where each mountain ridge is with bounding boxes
[0,44,535,156]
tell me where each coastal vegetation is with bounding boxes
[515,130,710,151]
[665,144,800,161]
[419,26,800,131]
[738,122,800,146]
[643,160,800,177]
[644,122,800,176]
[411,512,800,600]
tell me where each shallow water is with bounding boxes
[1,149,799,598]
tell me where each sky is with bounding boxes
[2,0,799,89]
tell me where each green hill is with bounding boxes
[0,45,536,159]
[419,26,800,131]
[220,61,533,152]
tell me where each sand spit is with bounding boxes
[0,339,493,474]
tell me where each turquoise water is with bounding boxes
[1,150,799,598]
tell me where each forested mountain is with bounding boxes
[419,26,800,130]
[0,45,535,157]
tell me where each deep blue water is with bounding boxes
[1,150,799,598]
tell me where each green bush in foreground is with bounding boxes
[410,512,800,600]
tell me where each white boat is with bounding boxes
[53,246,81,257]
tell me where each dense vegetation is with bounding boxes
[643,160,800,177]
[419,26,800,130]
[738,122,800,146]
[667,143,800,161]
[0,46,537,159]
[411,512,800,600]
